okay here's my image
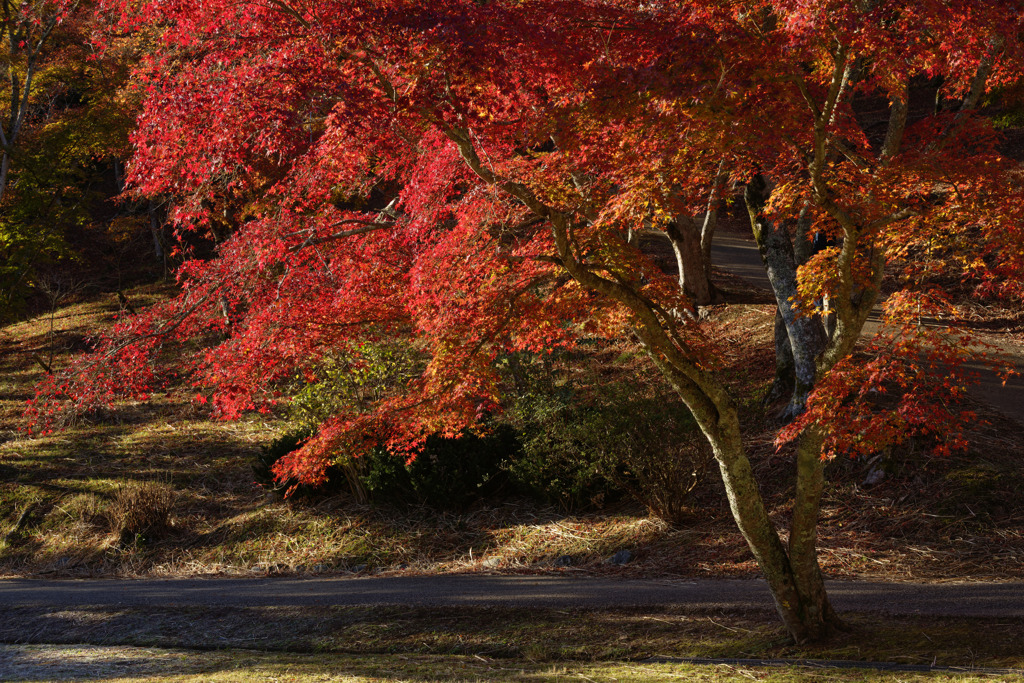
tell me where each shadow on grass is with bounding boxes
[2,604,1024,676]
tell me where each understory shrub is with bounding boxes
[273,342,426,502]
[361,426,520,509]
[501,349,712,523]
[253,429,352,499]
[289,343,423,427]
[256,342,710,520]
[255,425,520,510]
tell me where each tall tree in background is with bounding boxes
[0,0,143,320]
[30,0,1024,641]
[0,0,82,201]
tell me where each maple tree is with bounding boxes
[28,0,1024,641]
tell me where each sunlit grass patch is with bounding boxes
[4,644,1018,682]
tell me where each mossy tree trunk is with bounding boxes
[443,121,846,644]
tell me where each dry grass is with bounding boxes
[4,643,1019,682]
[3,604,1024,680]
[107,482,176,546]
[2,284,1024,582]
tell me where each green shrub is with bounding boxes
[597,388,712,525]
[252,428,356,500]
[362,426,520,509]
[257,342,424,503]
[255,425,520,510]
[500,350,711,522]
[504,390,620,511]
[289,343,422,428]
[252,428,311,493]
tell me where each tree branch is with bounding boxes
[263,0,311,29]
[288,220,393,252]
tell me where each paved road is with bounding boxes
[2,575,1024,616]
[709,233,1024,425]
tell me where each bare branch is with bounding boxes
[263,0,311,29]
[792,76,822,121]
[829,138,872,172]
[288,220,393,252]
[862,206,918,236]
[926,36,1006,154]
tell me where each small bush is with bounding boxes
[501,350,712,522]
[107,482,175,545]
[289,343,423,427]
[262,342,425,503]
[504,389,620,511]
[252,428,312,492]
[604,393,713,525]
[256,425,520,510]
[253,428,356,500]
[362,426,520,509]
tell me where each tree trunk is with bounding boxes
[113,158,125,192]
[700,209,717,284]
[640,335,840,643]
[787,426,843,636]
[764,308,794,406]
[665,217,723,307]
[442,121,840,644]
[0,152,10,203]
[689,398,840,643]
[744,176,826,422]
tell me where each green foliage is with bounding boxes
[252,429,311,492]
[501,351,711,522]
[504,387,619,511]
[278,342,428,503]
[289,343,423,429]
[273,343,707,517]
[361,427,520,509]
[255,425,519,510]
[264,340,515,507]
[0,16,141,322]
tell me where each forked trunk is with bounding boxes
[705,421,841,643]
[648,345,841,643]
[445,124,841,644]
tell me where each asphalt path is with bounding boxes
[709,232,1024,425]
[2,575,1024,616]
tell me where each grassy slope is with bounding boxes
[2,283,1024,581]
[3,278,1024,681]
